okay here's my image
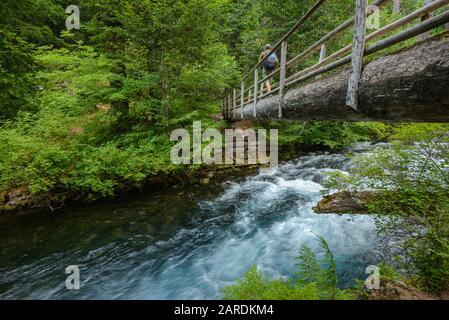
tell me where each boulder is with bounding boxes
[313,190,373,214]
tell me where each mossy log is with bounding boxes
[235,35,449,122]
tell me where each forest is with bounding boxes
[0,0,448,300]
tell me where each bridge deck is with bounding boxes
[236,35,449,122]
[223,0,449,123]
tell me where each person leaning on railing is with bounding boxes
[259,44,279,93]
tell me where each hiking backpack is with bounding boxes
[263,53,277,69]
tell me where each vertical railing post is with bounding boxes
[315,44,326,80]
[278,40,288,119]
[240,81,245,119]
[233,88,236,119]
[319,44,326,62]
[221,99,224,118]
[393,0,401,13]
[420,0,434,41]
[346,0,368,111]
[228,94,231,119]
[253,68,258,117]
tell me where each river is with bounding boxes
[0,143,389,299]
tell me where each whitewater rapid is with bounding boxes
[0,143,385,299]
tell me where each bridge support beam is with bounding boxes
[346,0,368,110]
[233,35,449,123]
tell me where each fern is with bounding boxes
[222,236,352,300]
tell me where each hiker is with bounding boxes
[259,44,278,93]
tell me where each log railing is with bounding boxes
[222,0,449,120]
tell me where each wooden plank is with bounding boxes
[286,0,449,86]
[238,0,327,84]
[284,9,449,89]
[347,0,368,111]
[259,86,280,100]
[240,82,245,119]
[286,0,389,69]
[278,41,288,118]
[253,68,258,117]
[238,37,449,123]
[287,17,354,68]
[420,0,434,41]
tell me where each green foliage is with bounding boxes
[266,121,391,150]
[221,265,320,300]
[327,127,449,292]
[0,0,65,119]
[0,0,238,200]
[296,235,342,300]
[0,44,179,199]
[222,236,352,300]
[0,0,444,220]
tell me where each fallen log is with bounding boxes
[235,34,449,122]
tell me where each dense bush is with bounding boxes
[324,125,449,292]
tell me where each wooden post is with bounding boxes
[315,44,326,80]
[228,94,231,119]
[253,68,258,117]
[319,44,327,62]
[240,81,245,119]
[346,0,368,111]
[393,0,401,13]
[420,0,434,41]
[233,88,236,119]
[278,41,288,118]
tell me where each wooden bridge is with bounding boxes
[222,0,449,123]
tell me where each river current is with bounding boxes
[0,143,389,299]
